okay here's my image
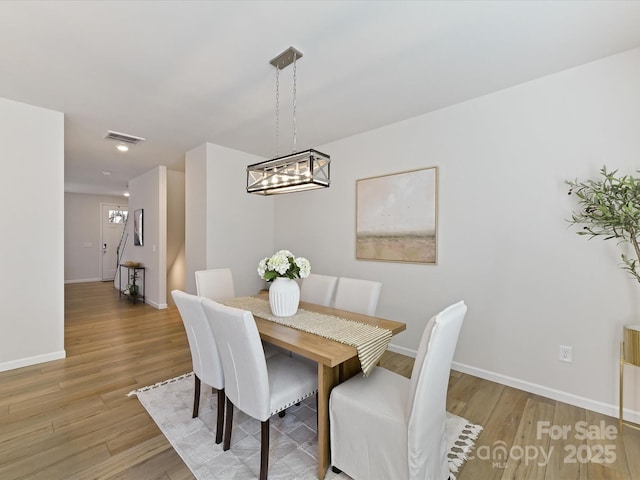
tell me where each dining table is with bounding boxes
[247,293,406,480]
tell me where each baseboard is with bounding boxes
[64,278,102,284]
[452,361,640,425]
[387,342,417,358]
[144,298,168,310]
[386,343,640,425]
[0,350,66,372]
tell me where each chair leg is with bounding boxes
[215,388,225,445]
[279,410,286,418]
[223,398,233,451]
[260,419,269,480]
[192,374,201,418]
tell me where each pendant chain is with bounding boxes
[274,50,299,157]
[275,66,280,158]
[292,52,297,154]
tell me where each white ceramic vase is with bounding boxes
[269,277,300,317]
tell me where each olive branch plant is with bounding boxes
[566,166,640,284]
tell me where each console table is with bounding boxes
[119,264,145,304]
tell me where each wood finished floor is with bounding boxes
[0,282,638,479]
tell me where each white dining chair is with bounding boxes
[329,301,467,480]
[195,268,280,359]
[171,290,225,444]
[201,298,318,480]
[195,268,235,301]
[300,273,338,306]
[333,277,382,316]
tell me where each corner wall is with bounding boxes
[127,166,168,309]
[185,143,275,297]
[185,144,208,295]
[274,47,640,419]
[167,170,185,305]
[0,97,65,371]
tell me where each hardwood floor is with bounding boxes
[0,282,638,479]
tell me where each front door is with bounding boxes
[101,203,128,281]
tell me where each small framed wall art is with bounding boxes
[133,208,144,246]
[356,166,438,264]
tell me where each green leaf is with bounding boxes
[263,270,278,282]
[567,165,640,285]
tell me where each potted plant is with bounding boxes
[569,167,640,429]
[126,270,140,301]
[258,250,311,317]
[566,166,640,282]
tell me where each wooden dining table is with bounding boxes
[252,294,406,480]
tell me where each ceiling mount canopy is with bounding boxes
[269,46,303,70]
[247,46,331,195]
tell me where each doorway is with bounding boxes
[100,203,128,281]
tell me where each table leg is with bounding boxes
[339,356,362,382]
[317,363,339,480]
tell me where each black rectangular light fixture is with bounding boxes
[247,149,330,195]
[247,46,331,195]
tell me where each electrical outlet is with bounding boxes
[559,345,572,363]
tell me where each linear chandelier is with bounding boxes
[247,47,331,195]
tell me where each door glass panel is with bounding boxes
[108,209,128,224]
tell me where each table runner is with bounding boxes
[224,296,392,376]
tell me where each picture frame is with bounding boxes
[133,209,144,246]
[356,166,438,264]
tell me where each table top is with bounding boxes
[253,293,406,367]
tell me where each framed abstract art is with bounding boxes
[356,167,438,264]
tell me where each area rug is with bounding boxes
[128,373,482,480]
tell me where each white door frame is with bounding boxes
[100,203,128,281]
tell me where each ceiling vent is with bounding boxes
[104,130,145,145]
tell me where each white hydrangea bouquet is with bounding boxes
[258,249,311,282]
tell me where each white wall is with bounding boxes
[166,170,185,305]
[64,192,128,283]
[0,97,65,371]
[274,47,640,419]
[127,166,168,308]
[185,144,208,295]
[185,143,275,297]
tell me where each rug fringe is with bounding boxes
[127,371,194,397]
[447,421,483,477]
[130,373,483,480]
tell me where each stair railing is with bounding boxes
[113,214,129,289]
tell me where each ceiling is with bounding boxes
[2,1,640,197]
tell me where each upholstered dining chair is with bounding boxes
[329,301,467,480]
[171,290,225,444]
[300,273,338,306]
[201,298,318,480]
[195,268,280,359]
[195,268,235,301]
[333,277,382,316]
